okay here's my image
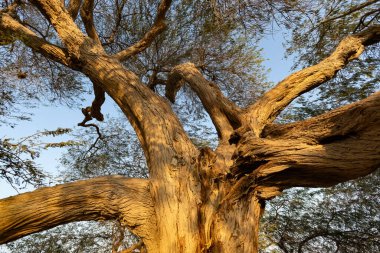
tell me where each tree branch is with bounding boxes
[4,3,201,249]
[104,0,127,45]
[114,0,172,61]
[166,62,243,141]
[0,176,154,244]
[29,0,96,58]
[319,0,380,25]
[67,0,82,20]
[244,25,380,136]
[0,12,74,68]
[233,91,380,189]
[80,0,101,45]
[28,0,198,167]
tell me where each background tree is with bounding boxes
[260,170,380,253]
[0,0,379,253]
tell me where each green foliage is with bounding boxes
[0,137,43,188]
[276,0,380,120]
[60,118,148,181]
[1,1,379,252]
[0,128,75,189]
[260,170,380,253]
[5,221,139,253]
[0,42,86,126]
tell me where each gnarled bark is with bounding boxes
[233,91,380,188]
[244,25,380,136]
[0,176,154,247]
[0,1,379,252]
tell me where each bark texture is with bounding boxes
[0,176,154,246]
[0,1,379,252]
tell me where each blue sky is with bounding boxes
[0,32,293,198]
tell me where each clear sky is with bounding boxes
[0,31,293,199]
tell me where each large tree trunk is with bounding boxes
[0,153,264,253]
[0,1,379,252]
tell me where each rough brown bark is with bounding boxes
[227,93,380,204]
[166,62,243,141]
[0,176,155,246]
[244,25,380,136]
[114,0,172,61]
[0,0,379,252]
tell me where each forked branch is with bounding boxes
[67,0,82,20]
[0,12,74,68]
[245,25,380,136]
[234,91,380,188]
[80,0,101,44]
[0,176,154,244]
[166,62,243,141]
[114,0,172,61]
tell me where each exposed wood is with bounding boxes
[114,0,172,61]
[244,25,380,136]
[0,176,155,245]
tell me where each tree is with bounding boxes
[0,0,379,252]
[260,170,380,253]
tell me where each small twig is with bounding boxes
[112,221,125,253]
[319,0,379,25]
[353,9,380,33]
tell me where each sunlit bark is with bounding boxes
[0,0,379,252]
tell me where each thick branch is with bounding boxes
[0,12,73,67]
[67,0,82,20]
[29,0,95,57]
[80,0,101,45]
[0,176,154,244]
[245,25,380,136]
[166,62,242,141]
[28,0,198,167]
[234,91,380,188]
[114,0,172,61]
